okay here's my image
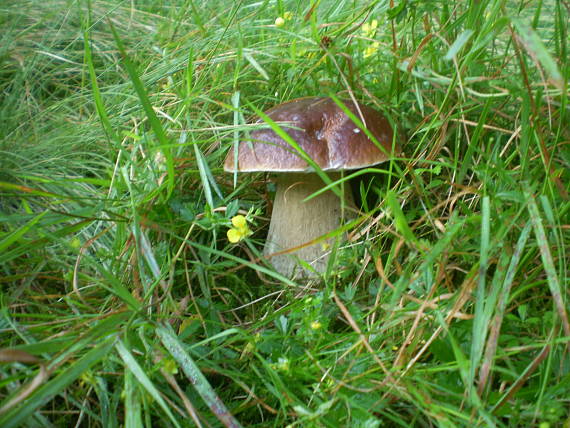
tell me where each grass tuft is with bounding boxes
[1,0,568,426]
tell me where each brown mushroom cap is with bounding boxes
[224,97,396,172]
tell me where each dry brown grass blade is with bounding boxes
[155,353,204,427]
[393,266,478,385]
[492,335,554,413]
[406,33,434,72]
[332,292,398,388]
[393,266,445,368]
[0,349,42,364]
[478,223,531,395]
[0,364,49,415]
[527,197,570,339]
[509,25,569,201]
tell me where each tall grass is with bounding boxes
[1,0,568,426]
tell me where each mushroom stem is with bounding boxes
[263,172,354,278]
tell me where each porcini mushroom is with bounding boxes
[224,96,396,277]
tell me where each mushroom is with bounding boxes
[224,96,396,278]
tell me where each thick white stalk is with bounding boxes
[263,172,353,278]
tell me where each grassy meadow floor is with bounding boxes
[0,0,569,426]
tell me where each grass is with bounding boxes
[0,0,568,426]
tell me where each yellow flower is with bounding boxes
[227,214,251,243]
[364,41,380,58]
[232,215,247,229]
[227,228,241,243]
[275,11,293,27]
[361,19,378,38]
[310,320,322,330]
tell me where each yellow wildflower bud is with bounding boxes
[310,320,322,330]
[275,17,285,27]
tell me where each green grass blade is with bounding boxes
[444,29,474,61]
[92,375,117,428]
[385,190,419,248]
[526,193,570,337]
[511,17,564,89]
[108,20,175,198]
[328,94,400,162]
[188,239,298,286]
[83,29,119,144]
[248,102,338,197]
[479,221,532,392]
[194,143,222,209]
[156,325,243,428]
[0,211,47,253]
[2,1,568,426]
[82,255,142,311]
[0,182,68,199]
[124,369,143,428]
[470,196,490,387]
[457,98,491,184]
[243,51,269,80]
[0,338,115,428]
[230,90,241,188]
[115,340,181,428]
